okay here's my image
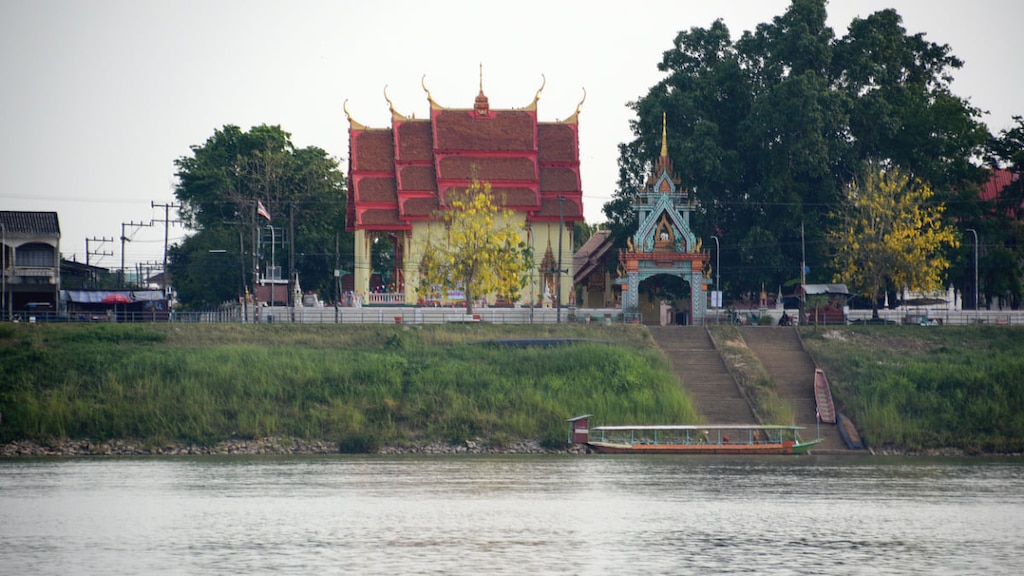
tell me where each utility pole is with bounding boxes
[151,201,180,299]
[120,221,153,289]
[85,236,114,267]
[800,221,807,311]
[967,228,978,322]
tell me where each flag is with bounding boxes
[816,408,821,422]
[257,200,271,221]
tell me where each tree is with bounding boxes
[829,162,959,317]
[606,0,988,302]
[417,180,533,315]
[169,125,348,308]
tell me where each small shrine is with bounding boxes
[618,115,711,324]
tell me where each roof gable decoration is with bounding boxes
[630,115,697,254]
[634,193,696,254]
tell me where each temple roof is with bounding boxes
[347,77,584,231]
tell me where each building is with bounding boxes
[1,211,61,319]
[573,229,618,308]
[345,73,585,306]
[617,116,712,324]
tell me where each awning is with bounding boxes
[61,290,165,304]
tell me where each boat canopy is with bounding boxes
[591,424,805,432]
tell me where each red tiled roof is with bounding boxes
[433,110,535,151]
[348,86,584,231]
[401,197,439,218]
[980,168,1021,202]
[396,121,433,161]
[397,165,436,191]
[351,130,394,171]
[540,167,580,192]
[359,209,404,227]
[355,177,397,203]
[437,156,537,182]
[532,197,582,220]
[538,124,577,163]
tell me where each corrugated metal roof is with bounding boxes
[0,211,61,236]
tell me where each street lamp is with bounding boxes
[710,235,720,311]
[966,228,978,322]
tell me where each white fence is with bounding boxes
[254,306,627,325]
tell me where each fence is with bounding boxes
[4,305,1024,326]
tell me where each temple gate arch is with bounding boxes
[618,114,711,324]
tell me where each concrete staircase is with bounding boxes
[737,326,851,452]
[647,326,757,424]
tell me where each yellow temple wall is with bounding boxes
[392,215,573,308]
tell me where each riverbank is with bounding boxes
[0,437,587,457]
[2,323,1023,456]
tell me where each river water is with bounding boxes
[1,455,1022,575]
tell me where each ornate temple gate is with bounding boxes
[619,117,711,324]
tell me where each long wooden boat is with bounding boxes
[567,416,823,455]
[813,369,836,424]
[837,413,866,450]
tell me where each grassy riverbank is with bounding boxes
[0,323,696,452]
[2,323,1022,454]
[800,325,1024,453]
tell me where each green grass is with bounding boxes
[800,325,1024,453]
[5,322,1021,454]
[0,323,696,451]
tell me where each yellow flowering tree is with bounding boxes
[418,179,533,315]
[829,162,959,318]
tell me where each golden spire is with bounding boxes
[660,112,668,158]
[474,63,489,115]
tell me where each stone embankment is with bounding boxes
[2,438,589,457]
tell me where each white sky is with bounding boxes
[2,0,1022,270]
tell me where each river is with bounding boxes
[1,455,1022,575]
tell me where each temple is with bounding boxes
[618,114,712,324]
[346,72,584,307]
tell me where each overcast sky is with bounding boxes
[2,0,1021,270]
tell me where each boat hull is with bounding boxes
[588,438,822,455]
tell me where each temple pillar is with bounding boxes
[353,229,370,304]
[625,271,640,317]
[690,269,707,324]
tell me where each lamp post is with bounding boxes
[710,235,720,311]
[966,228,978,322]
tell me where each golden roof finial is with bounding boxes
[560,87,587,124]
[384,85,410,121]
[660,112,668,158]
[479,62,484,95]
[343,99,367,130]
[422,74,440,110]
[523,74,546,111]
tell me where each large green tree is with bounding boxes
[606,0,989,303]
[981,117,1024,309]
[169,125,348,309]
